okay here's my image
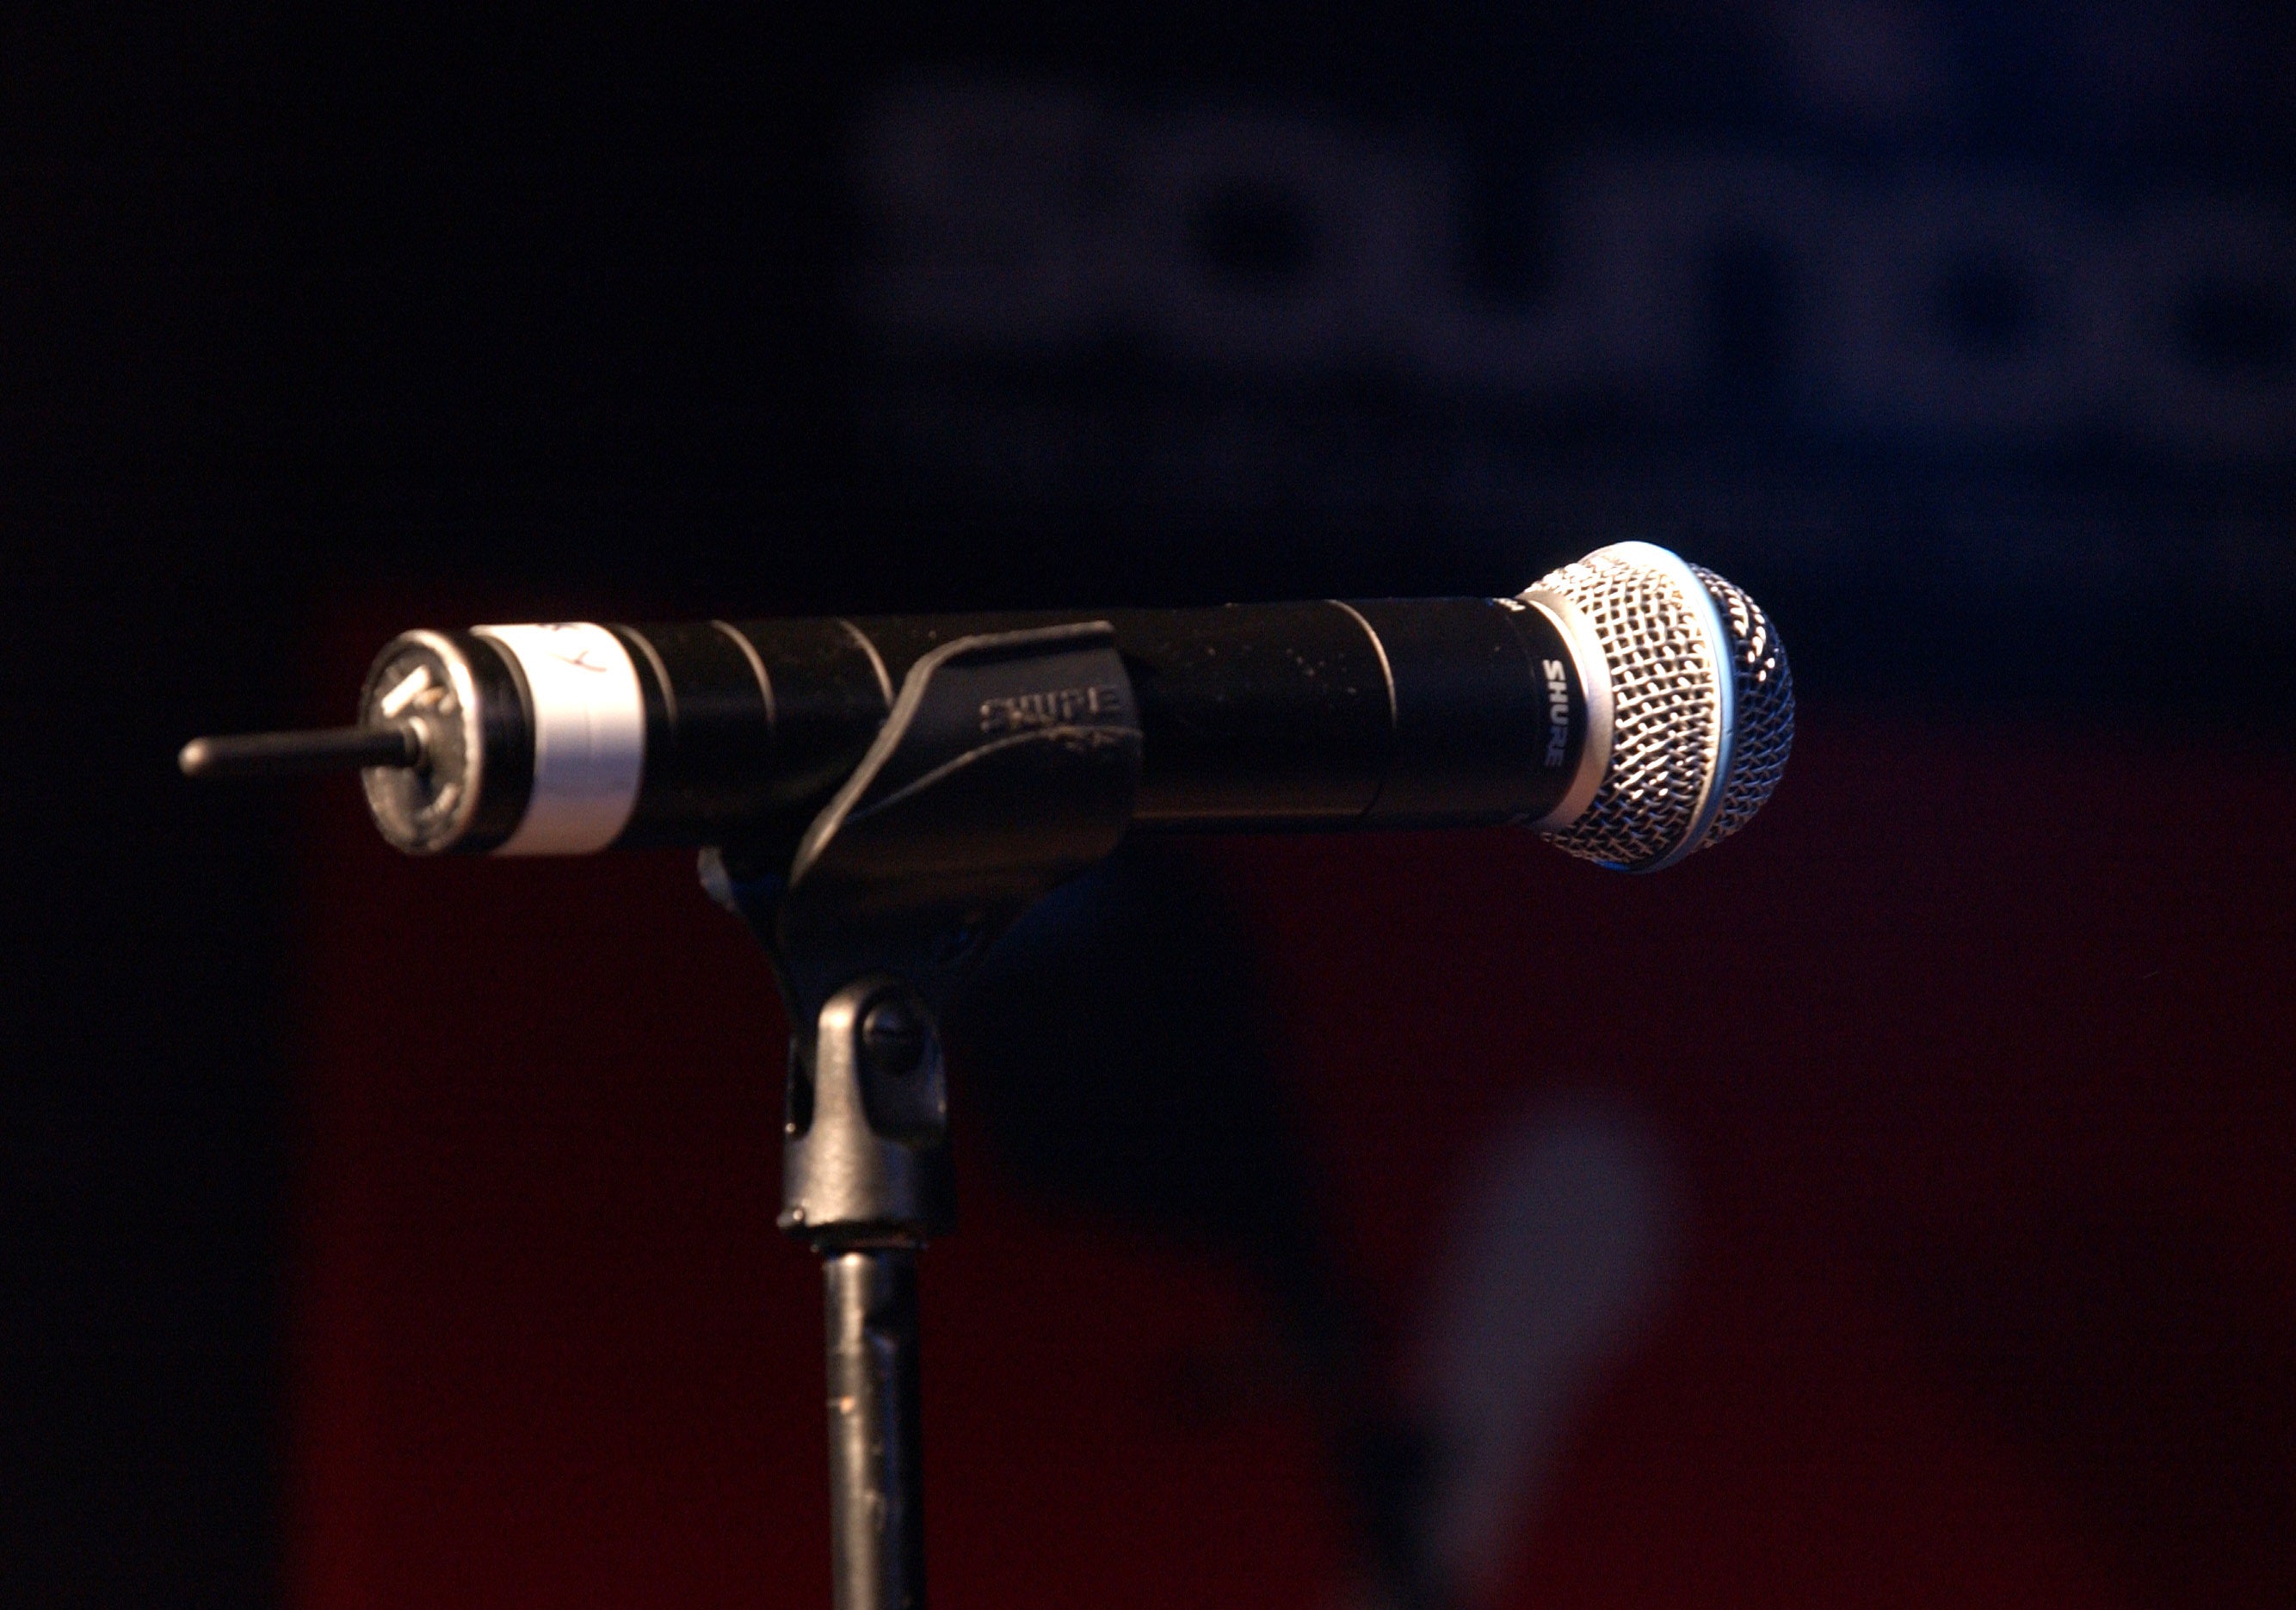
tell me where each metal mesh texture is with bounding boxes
[1688,563,1794,852]
[1532,549,1793,869]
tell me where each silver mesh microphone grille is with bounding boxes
[1687,561,1793,849]
[1522,542,1793,872]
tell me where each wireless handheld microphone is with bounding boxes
[182,538,1794,1610]
[181,541,1793,872]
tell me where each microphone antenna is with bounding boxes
[178,723,423,780]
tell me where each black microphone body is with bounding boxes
[412,598,1586,853]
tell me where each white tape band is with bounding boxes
[474,623,646,855]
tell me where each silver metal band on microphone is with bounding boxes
[472,625,647,856]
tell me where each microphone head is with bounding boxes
[1521,542,1793,872]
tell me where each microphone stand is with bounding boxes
[701,620,1143,1610]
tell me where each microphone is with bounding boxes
[180,541,1793,873]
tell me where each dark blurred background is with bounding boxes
[9,4,2294,1606]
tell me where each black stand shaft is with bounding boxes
[705,621,1144,1610]
[824,1250,926,1610]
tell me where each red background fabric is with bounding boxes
[286,706,2296,1608]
